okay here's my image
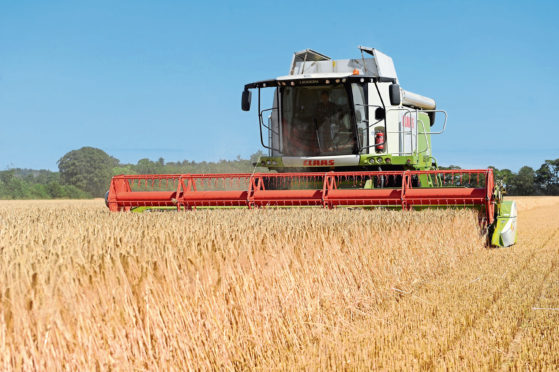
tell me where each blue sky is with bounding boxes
[1,0,558,171]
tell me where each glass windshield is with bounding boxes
[352,83,368,151]
[280,84,356,156]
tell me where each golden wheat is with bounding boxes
[0,198,557,370]
[506,195,559,211]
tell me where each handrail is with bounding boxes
[418,110,448,135]
[257,88,281,153]
[259,107,280,134]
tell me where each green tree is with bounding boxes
[29,183,50,199]
[46,181,66,198]
[489,167,517,194]
[512,166,536,195]
[134,158,164,174]
[536,159,559,195]
[57,147,118,197]
[0,170,30,199]
[61,184,90,199]
[112,165,137,177]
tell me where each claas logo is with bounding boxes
[303,160,335,166]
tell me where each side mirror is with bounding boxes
[241,89,252,111]
[389,84,401,106]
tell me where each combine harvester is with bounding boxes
[106,46,517,247]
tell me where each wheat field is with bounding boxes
[0,198,558,370]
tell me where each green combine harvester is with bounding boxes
[106,46,517,247]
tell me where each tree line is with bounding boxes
[441,161,559,196]
[491,161,559,196]
[0,147,557,199]
[0,147,266,199]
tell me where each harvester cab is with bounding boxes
[242,46,444,173]
[106,45,517,247]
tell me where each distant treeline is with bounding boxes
[0,147,558,199]
[440,160,559,196]
[0,169,90,199]
[0,147,266,199]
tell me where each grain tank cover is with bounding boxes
[289,49,331,75]
[287,46,398,82]
[358,46,398,82]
